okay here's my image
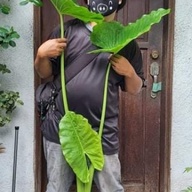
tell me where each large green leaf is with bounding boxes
[89,8,171,54]
[50,0,103,23]
[59,111,104,183]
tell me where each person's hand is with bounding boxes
[110,54,143,94]
[34,38,67,79]
[110,54,135,78]
[37,38,67,58]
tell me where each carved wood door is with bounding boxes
[34,0,171,191]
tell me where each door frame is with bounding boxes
[159,0,175,191]
[33,0,175,191]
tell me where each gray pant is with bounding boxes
[43,137,124,192]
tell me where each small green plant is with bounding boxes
[181,167,192,192]
[0,87,23,127]
[0,26,20,49]
[0,64,23,127]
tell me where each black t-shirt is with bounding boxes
[44,19,144,155]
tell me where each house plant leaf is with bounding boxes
[89,8,170,54]
[59,111,104,183]
[50,0,103,23]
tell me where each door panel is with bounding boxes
[118,1,164,191]
[35,0,168,191]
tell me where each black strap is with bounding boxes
[66,52,99,83]
[53,51,100,90]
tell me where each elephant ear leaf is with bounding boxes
[59,111,104,183]
[90,8,171,54]
[50,0,103,23]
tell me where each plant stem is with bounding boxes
[99,62,111,137]
[77,176,86,191]
[80,62,111,192]
[84,164,95,191]
[59,14,69,113]
[76,163,95,192]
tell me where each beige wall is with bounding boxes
[0,2,35,192]
[171,0,192,191]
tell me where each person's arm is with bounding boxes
[110,54,143,94]
[34,38,67,79]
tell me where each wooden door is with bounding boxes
[34,0,173,191]
[117,1,165,191]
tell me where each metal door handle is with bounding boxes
[150,62,162,98]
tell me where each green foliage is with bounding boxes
[50,0,103,24]
[0,26,20,49]
[181,167,192,192]
[59,111,104,183]
[0,4,10,14]
[0,64,24,127]
[19,0,43,6]
[0,64,11,74]
[0,90,24,127]
[0,3,23,127]
[0,91,23,114]
[182,187,192,192]
[184,167,192,173]
[90,8,171,54]
[0,0,42,128]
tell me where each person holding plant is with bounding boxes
[35,0,145,191]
